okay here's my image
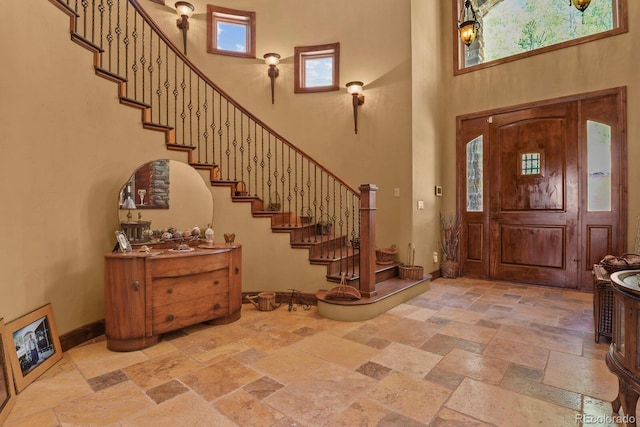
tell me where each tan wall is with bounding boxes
[0,0,414,334]
[5,0,631,337]
[0,6,188,333]
[143,1,417,270]
[423,1,640,253]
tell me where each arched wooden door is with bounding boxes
[457,88,626,290]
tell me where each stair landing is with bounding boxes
[316,274,432,321]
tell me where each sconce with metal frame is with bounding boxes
[263,53,281,104]
[175,1,195,55]
[458,0,480,47]
[346,81,365,135]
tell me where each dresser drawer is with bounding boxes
[151,252,230,277]
[152,269,229,306]
[152,294,229,334]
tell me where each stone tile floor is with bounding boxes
[3,278,626,426]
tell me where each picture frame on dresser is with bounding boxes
[0,319,16,424]
[115,230,131,253]
[6,303,62,393]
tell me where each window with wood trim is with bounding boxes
[207,5,256,58]
[294,43,340,93]
[454,0,627,75]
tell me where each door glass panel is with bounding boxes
[521,152,541,175]
[466,136,483,212]
[587,120,612,211]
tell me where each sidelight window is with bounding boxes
[466,135,483,212]
[587,120,612,212]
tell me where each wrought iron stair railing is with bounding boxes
[50,0,377,290]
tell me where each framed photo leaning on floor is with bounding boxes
[6,303,62,393]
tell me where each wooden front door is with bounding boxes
[457,88,627,291]
[488,104,579,287]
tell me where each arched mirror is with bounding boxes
[118,160,213,245]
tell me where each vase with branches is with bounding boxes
[439,212,461,278]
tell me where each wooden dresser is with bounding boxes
[104,244,242,351]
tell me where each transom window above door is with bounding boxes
[207,5,256,58]
[454,0,627,74]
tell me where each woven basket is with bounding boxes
[376,245,398,264]
[399,265,424,280]
[600,253,640,274]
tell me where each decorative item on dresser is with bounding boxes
[104,244,242,351]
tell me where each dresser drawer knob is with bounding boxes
[214,280,220,285]
[235,267,240,275]
[133,281,140,291]
[167,288,173,294]
[166,314,174,321]
[214,303,221,310]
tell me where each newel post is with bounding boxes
[359,184,378,297]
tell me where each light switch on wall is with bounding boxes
[394,188,400,197]
[417,200,424,210]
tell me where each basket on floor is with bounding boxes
[398,265,424,280]
[376,245,397,265]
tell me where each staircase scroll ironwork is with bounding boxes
[50,0,373,288]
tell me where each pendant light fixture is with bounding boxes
[570,0,591,23]
[458,0,480,47]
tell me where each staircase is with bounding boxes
[49,0,430,318]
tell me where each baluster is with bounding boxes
[140,20,146,104]
[240,114,242,187]
[187,70,193,147]
[203,83,210,164]
[195,77,202,162]
[115,0,121,75]
[286,146,292,226]
[131,12,138,100]
[252,122,258,196]
[154,37,162,124]
[231,107,237,180]
[224,99,230,177]
[163,45,170,127]
[123,2,130,95]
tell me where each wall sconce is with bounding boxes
[175,1,194,55]
[458,0,480,47]
[263,53,281,104]
[346,81,365,135]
